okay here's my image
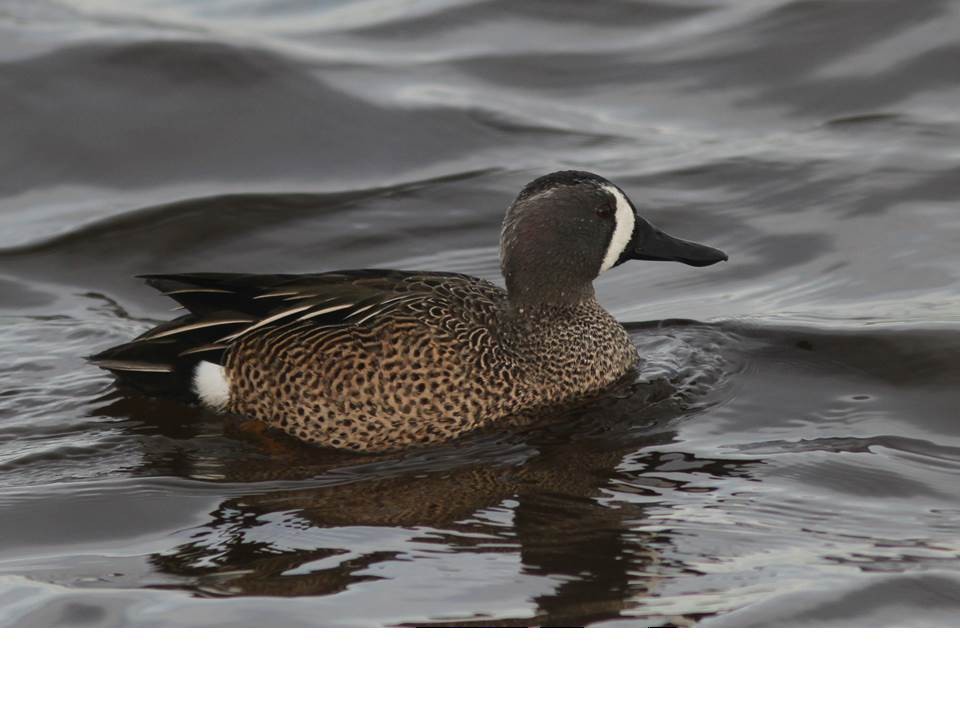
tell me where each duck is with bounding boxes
[92,170,727,452]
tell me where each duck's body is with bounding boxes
[93,171,726,452]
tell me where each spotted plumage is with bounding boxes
[92,170,727,452]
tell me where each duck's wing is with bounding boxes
[90,270,486,399]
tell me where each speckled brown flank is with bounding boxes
[225,274,637,452]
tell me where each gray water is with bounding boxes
[1,0,959,626]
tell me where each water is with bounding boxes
[1,0,959,627]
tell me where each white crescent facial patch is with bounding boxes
[598,184,636,273]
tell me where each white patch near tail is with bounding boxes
[599,184,636,273]
[193,361,230,410]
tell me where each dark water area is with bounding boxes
[1,0,959,626]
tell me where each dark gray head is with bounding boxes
[500,170,727,307]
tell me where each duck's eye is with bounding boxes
[595,204,615,219]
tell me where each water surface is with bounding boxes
[1,0,959,626]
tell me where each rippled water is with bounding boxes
[1,0,959,626]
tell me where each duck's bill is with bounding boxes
[629,221,728,267]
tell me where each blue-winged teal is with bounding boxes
[93,170,727,452]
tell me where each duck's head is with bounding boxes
[500,170,727,307]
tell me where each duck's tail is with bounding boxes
[89,276,252,405]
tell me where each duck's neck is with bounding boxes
[504,292,601,327]
[504,278,595,309]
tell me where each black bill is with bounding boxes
[628,218,728,267]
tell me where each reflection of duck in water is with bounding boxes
[93,171,726,452]
[147,384,758,626]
